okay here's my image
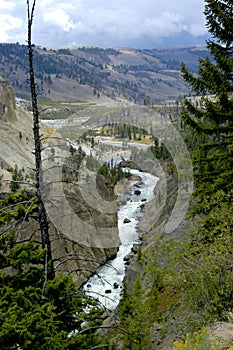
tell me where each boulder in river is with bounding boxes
[134,189,141,195]
[123,218,131,223]
[124,253,131,262]
[131,244,138,254]
[113,282,119,289]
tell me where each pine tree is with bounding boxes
[181,0,233,212]
[175,0,233,324]
[119,278,152,350]
[0,233,108,350]
[182,0,233,134]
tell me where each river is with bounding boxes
[42,118,158,309]
[83,168,158,310]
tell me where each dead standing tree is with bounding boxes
[25,1,119,290]
[27,0,54,280]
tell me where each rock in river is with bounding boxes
[123,218,131,223]
[134,189,141,195]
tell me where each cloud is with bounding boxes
[144,13,187,38]
[0,0,14,10]
[188,23,207,37]
[43,9,76,32]
[1,0,209,48]
[0,14,23,42]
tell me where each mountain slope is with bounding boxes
[0,43,209,105]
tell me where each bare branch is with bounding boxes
[1,180,36,187]
[15,199,38,236]
[0,219,22,235]
[0,201,34,213]
[82,345,117,350]
[54,255,103,271]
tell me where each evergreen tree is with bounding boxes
[173,0,233,326]
[181,0,233,211]
[0,232,108,350]
[119,278,151,350]
[181,0,233,134]
[10,165,24,192]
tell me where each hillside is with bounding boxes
[0,43,209,105]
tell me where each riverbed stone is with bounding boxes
[123,218,131,223]
[134,189,141,195]
[131,244,138,254]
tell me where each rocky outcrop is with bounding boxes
[0,77,41,176]
[119,160,142,171]
[0,77,17,123]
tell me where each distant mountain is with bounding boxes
[0,43,209,104]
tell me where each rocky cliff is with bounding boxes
[0,77,119,287]
[0,76,17,123]
[0,78,33,174]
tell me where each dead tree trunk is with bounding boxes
[27,0,54,280]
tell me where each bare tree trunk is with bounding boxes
[27,0,54,280]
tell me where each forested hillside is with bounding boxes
[0,43,209,104]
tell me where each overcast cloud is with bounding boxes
[0,0,209,48]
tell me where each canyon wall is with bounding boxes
[0,77,119,287]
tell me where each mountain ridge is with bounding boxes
[0,43,209,105]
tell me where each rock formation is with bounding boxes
[0,77,17,123]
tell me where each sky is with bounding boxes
[0,0,209,49]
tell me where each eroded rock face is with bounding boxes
[18,170,119,288]
[50,171,119,287]
[0,76,36,174]
[0,77,17,123]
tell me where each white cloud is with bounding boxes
[1,0,209,48]
[144,13,187,37]
[0,14,22,42]
[0,0,14,10]
[43,9,75,32]
[188,22,207,37]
